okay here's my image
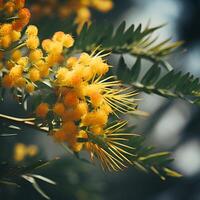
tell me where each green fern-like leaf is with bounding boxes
[71,22,182,70]
[128,135,182,180]
[116,56,200,104]
[0,159,57,199]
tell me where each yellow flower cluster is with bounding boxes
[14,143,38,162]
[72,0,114,32]
[0,19,136,163]
[30,0,113,32]
[52,53,111,152]
[35,51,136,154]
[0,0,137,170]
[1,25,74,93]
[0,0,30,49]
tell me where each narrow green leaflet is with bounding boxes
[0,159,58,199]
[72,22,182,70]
[128,136,181,180]
[116,56,200,104]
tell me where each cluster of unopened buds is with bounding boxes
[0,0,138,171]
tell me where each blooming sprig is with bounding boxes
[0,1,183,181]
[0,1,136,171]
[0,20,138,170]
[28,47,137,161]
[50,52,137,155]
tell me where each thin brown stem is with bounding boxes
[0,113,49,133]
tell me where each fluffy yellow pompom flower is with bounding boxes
[26,25,38,36]
[53,102,65,116]
[63,34,74,48]
[85,85,103,107]
[82,110,108,126]
[76,7,91,24]
[15,0,26,9]
[11,50,22,62]
[14,143,26,162]
[90,125,103,135]
[11,30,21,42]
[29,49,43,62]
[38,63,50,78]
[5,2,15,15]
[0,23,12,35]
[66,57,78,69]
[29,68,40,82]
[26,82,35,93]
[63,91,79,107]
[75,102,88,116]
[79,52,91,65]
[51,41,63,54]
[9,65,23,80]
[17,57,28,67]
[62,121,77,134]
[52,31,65,43]
[26,36,39,49]
[42,39,52,52]
[56,67,69,85]
[1,35,12,48]
[35,103,49,118]
[92,0,113,12]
